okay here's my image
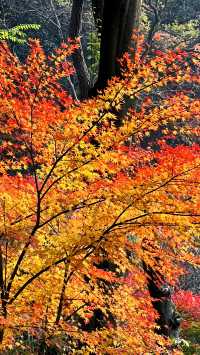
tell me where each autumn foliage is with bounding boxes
[173,290,200,321]
[0,36,199,353]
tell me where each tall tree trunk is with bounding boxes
[69,0,90,99]
[94,0,141,92]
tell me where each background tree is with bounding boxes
[0,0,142,98]
[142,0,200,53]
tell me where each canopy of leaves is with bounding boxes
[0,35,199,353]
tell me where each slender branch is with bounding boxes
[40,158,93,200]
[38,198,104,229]
[11,207,49,226]
[6,183,42,295]
[0,249,4,293]
[55,260,69,324]
[82,164,200,253]
[108,222,181,232]
[39,68,177,196]
[101,174,179,236]
[8,256,68,305]
[106,168,200,234]
[64,302,88,322]
[5,76,46,296]
[113,211,200,229]
[39,117,102,195]
[7,198,104,304]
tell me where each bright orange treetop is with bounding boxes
[0,38,199,353]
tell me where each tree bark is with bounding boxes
[93,0,141,92]
[69,0,90,99]
[143,262,181,340]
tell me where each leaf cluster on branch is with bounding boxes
[0,24,40,44]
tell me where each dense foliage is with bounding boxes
[0,33,199,353]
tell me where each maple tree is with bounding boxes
[0,35,199,354]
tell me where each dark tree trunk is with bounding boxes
[143,262,181,340]
[69,0,90,99]
[93,0,141,92]
[70,0,141,97]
